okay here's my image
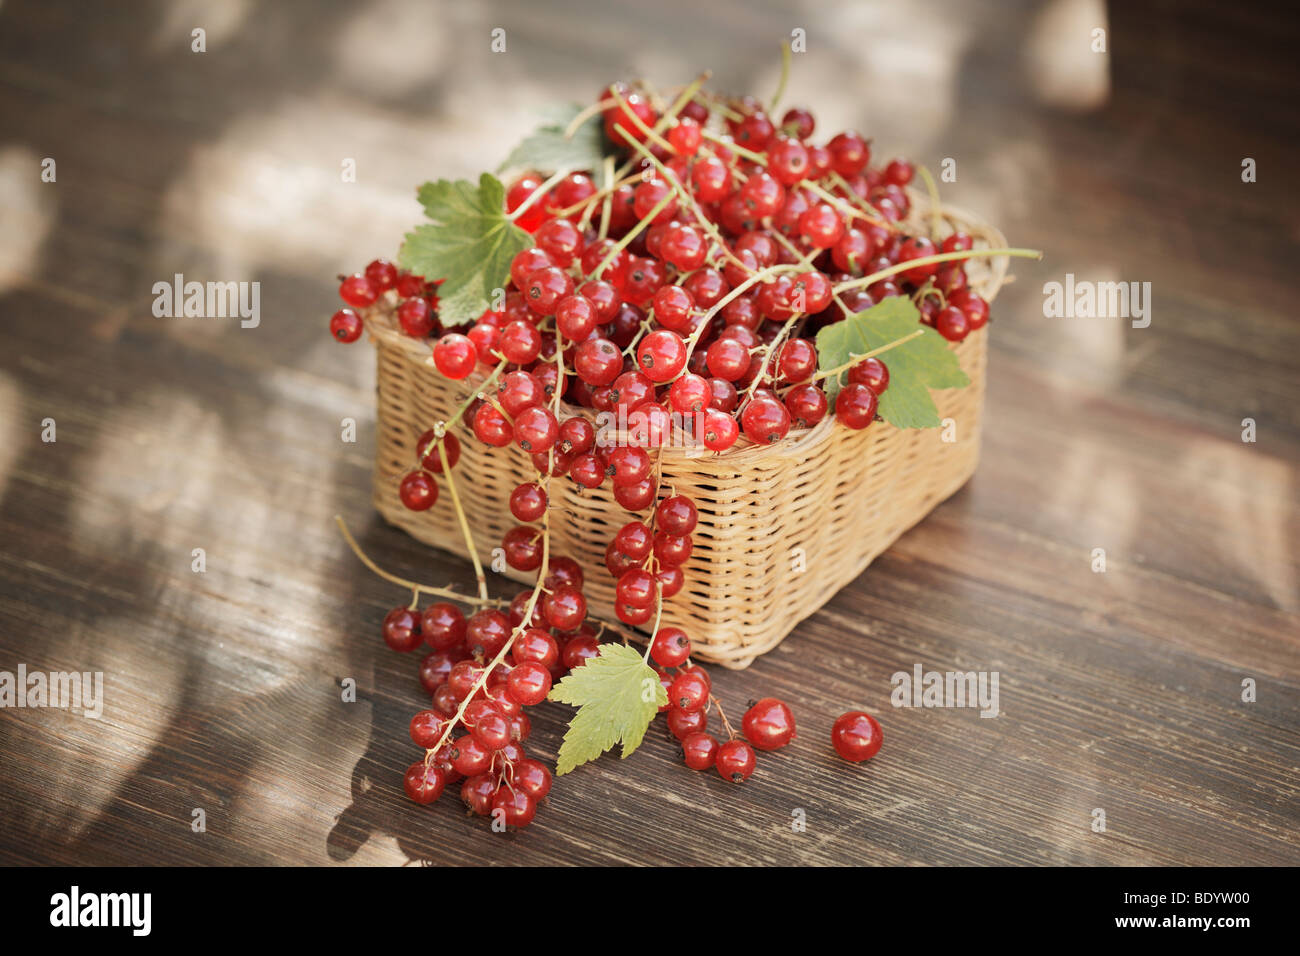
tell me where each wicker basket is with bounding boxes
[367,201,1008,668]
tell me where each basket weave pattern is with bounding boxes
[367,205,1006,668]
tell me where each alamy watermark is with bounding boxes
[0,665,103,718]
[1043,273,1150,328]
[152,273,260,328]
[891,663,1000,717]
[50,886,150,936]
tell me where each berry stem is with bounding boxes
[506,168,575,223]
[333,515,505,608]
[803,179,893,229]
[811,329,926,382]
[607,85,676,154]
[770,42,792,113]
[586,190,676,281]
[438,439,488,602]
[832,247,1043,295]
[445,358,509,431]
[700,128,766,165]
[739,313,801,410]
[916,164,944,237]
[822,170,895,229]
[709,694,738,741]
[619,136,749,271]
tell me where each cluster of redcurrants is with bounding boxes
[379,557,603,827]
[329,259,441,344]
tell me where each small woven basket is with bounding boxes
[366,200,1007,668]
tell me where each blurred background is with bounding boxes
[0,0,1296,866]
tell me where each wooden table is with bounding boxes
[0,0,1296,866]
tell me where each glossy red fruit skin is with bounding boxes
[433,333,477,379]
[509,482,548,522]
[784,384,828,428]
[831,711,883,762]
[615,568,657,609]
[491,788,536,828]
[562,635,600,670]
[473,403,513,447]
[466,608,511,659]
[524,266,574,316]
[741,397,791,445]
[409,710,450,748]
[607,445,652,486]
[397,296,435,337]
[615,600,654,626]
[835,382,879,430]
[511,628,559,670]
[383,607,423,652]
[681,732,720,771]
[403,762,447,804]
[667,705,707,739]
[339,273,378,308]
[715,739,757,782]
[502,526,544,572]
[330,308,363,342]
[535,217,584,265]
[637,329,688,383]
[701,408,739,451]
[613,477,656,511]
[848,357,890,394]
[417,429,461,473]
[573,337,623,386]
[418,650,458,693]
[935,305,971,342]
[742,697,797,751]
[507,661,552,706]
[653,531,693,567]
[461,772,497,815]
[421,602,467,650]
[450,735,493,776]
[655,497,698,537]
[651,625,692,668]
[399,471,438,511]
[542,584,587,631]
[669,671,710,713]
[513,757,552,801]
[513,405,558,453]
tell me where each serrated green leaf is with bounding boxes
[496,102,612,175]
[816,297,970,429]
[548,643,667,775]
[397,172,532,326]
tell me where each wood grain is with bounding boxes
[0,0,1296,866]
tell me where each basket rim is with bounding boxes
[363,196,1008,464]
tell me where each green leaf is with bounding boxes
[815,297,970,429]
[397,173,532,326]
[496,102,611,175]
[548,643,667,775]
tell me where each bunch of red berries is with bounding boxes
[329,76,997,827]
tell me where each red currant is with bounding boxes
[403,762,447,804]
[329,308,363,342]
[715,739,756,783]
[741,697,797,751]
[681,732,719,771]
[399,471,438,511]
[831,711,883,762]
[432,333,477,379]
[382,606,422,653]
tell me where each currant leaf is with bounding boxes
[399,173,531,325]
[497,102,611,176]
[816,297,970,428]
[548,643,667,775]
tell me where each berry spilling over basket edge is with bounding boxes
[327,60,1041,828]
